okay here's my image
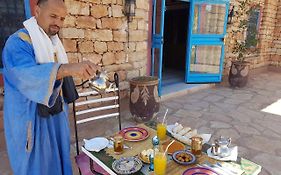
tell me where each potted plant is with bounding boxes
[228,0,257,88]
[228,40,250,88]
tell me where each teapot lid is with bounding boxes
[215,136,230,145]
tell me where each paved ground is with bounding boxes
[1,70,281,174]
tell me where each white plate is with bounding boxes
[84,137,109,152]
[167,124,211,145]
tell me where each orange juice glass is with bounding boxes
[154,152,167,175]
[157,123,167,141]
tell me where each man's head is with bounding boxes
[35,0,67,36]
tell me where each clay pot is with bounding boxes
[129,76,160,122]
[228,61,250,88]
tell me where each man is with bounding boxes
[2,0,99,174]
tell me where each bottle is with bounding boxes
[149,136,160,171]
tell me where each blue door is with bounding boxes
[185,0,229,83]
[151,0,166,96]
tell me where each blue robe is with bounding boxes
[2,28,73,175]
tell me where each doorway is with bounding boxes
[151,0,229,96]
[162,1,189,87]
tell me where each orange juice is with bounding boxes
[154,152,167,175]
[157,123,167,141]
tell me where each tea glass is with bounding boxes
[154,151,167,175]
[157,123,167,141]
[113,134,124,154]
[191,136,203,156]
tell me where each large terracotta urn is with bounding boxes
[129,76,160,122]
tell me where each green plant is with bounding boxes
[232,40,247,62]
[230,0,259,62]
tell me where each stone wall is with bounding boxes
[59,0,281,90]
[270,0,281,66]
[60,0,150,94]
[224,0,280,75]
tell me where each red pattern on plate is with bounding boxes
[183,167,219,175]
[119,127,149,142]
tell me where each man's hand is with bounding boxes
[57,61,101,80]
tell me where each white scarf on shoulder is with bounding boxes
[23,17,68,64]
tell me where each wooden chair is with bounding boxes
[73,73,121,175]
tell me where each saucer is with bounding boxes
[207,146,238,161]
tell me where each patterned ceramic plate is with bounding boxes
[119,127,149,142]
[182,167,220,175]
[172,150,196,165]
[112,157,143,175]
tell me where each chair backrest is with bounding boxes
[72,73,121,155]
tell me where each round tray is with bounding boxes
[119,127,149,142]
[112,157,143,175]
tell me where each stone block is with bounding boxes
[102,0,114,4]
[76,16,97,29]
[62,39,77,52]
[82,53,102,64]
[137,20,148,30]
[135,9,148,20]
[107,42,124,51]
[78,40,94,53]
[115,51,126,64]
[91,5,108,18]
[113,30,127,42]
[65,0,90,15]
[92,29,113,41]
[108,6,112,17]
[67,52,82,63]
[131,60,146,69]
[87,0,101,3]
[125,42,136,51]
[112,5,123,17]
[102,52,115,65]
[103,63,132,72]
[96,19,102,29]
[128,51,146,61]
[129,30,147,41]
[136,41,147,51]
[127,70,139,80]
[136,0,149,10]
[128,19,138,29]
[101,18,125,29]
[94,41,107,53]
[60,28,84,39]
[63,15,76,27]
[116,0,123,5]
[84,29,94,40]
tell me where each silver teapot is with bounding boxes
[88,70,109,92]
[211,136,231,158]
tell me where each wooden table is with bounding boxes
[81,123,261,175]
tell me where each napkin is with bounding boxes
[84,137,109,152]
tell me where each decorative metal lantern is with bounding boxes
[124,0,136,22]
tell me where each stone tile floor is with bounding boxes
[1,70,281,174]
